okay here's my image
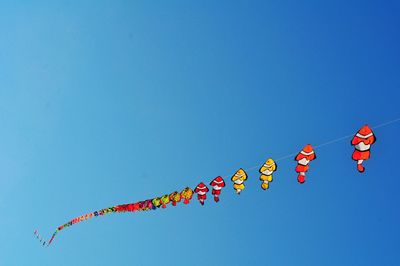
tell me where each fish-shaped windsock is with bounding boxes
[295,144,316,184]
[124,204,136,212]
[169,191,181,206]
[194,182,209,205]
[180,187,194,204]
[210,176,225,202]
[231,169,247,194]
[160,194,170,208]
[133,202,141,211]
[143,200,153,210]
[259,158,277,190]
[152,197,162,209]
[351,125,376,173]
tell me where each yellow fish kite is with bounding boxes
[231,168,248,194]
[259,158,277,190]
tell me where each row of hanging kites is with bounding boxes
[34,124,379,247]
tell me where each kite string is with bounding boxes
[237,117,400,175]
[37,117,400,246]
[371,117,400,129]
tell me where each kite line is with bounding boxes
[34,117,399,247]
[242,117,400,172]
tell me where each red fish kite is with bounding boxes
[295,144,316,184]
[194,182,209,205]
[210,176,225,202]
[351,125,376,173]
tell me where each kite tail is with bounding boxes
[35,202,157,247]
[34,229,49,247]
[48,232,57,246]
[34,207,114,247]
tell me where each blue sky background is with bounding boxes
[1,1,399,265]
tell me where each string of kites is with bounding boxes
[34,124,376,247]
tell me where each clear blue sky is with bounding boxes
[1,1,399,265]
